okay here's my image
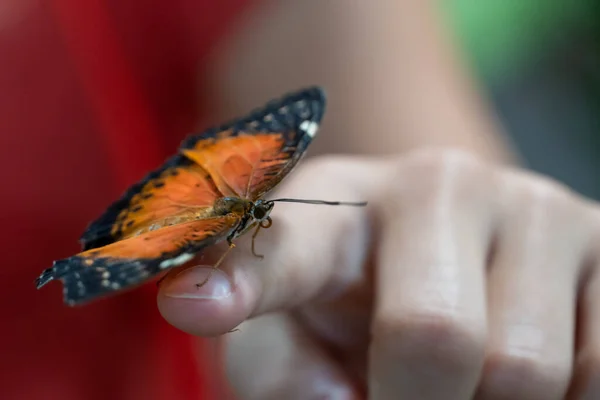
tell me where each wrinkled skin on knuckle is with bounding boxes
[521,181,574,214]
[400,147,486,178]
[497,170,594,248]
[479,351,571,399]
[371,310,486,374]
[499,169,582,214]
[382,148,494,217]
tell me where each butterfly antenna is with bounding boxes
[268,198,367,206]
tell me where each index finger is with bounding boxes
[157,157,387,336]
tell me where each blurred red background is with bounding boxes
[0,1,252,398]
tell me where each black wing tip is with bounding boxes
[181,85,327,149]
[34,264,81,306]
[281,85,326,109]
[35,267,55,289]
[256,85,327,125]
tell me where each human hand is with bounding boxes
[157,149,600,399]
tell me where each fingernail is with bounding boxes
[163,266,232,300]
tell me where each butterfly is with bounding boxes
[35,86,367,306]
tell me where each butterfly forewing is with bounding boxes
[181,86,325,200]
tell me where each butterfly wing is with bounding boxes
[37,215,240,305]
[181,86,326,200]
[80,86,326,250]
[38,87,326,306]
[81,156,223,250]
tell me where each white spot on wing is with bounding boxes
[159,252,194,269]
[299,120,318,137]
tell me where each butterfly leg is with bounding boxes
[251,225,263,260]
[195,240,236,289]
[251,217,273,259]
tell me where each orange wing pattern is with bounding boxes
[36,215,240,305]
[107,162,222,241]
[80,157,223,250]
[182,133,291,199]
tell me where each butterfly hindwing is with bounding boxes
[37,215,240,305]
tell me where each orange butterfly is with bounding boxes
[36,87,366,306]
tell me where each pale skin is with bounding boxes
[156,1,600,399]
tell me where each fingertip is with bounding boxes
[156,265,250,337]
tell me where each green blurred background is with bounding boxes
[443,0,599,199]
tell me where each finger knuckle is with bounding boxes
[402,148,483,178]
[501,171,592,234]
[479,351,571,398]
[395,148,489,194]
[506,171,575,210]
[384,148,492,218]
[527,180,572,210]
[371,309,486,372]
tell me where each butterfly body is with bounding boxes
[207,196,275,247]
[36,87,327,306]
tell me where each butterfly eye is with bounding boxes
[252,208,265,220]
[252,202,274,220]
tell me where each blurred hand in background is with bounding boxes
[157,2,600,399]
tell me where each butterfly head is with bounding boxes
[252,199,275,221]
